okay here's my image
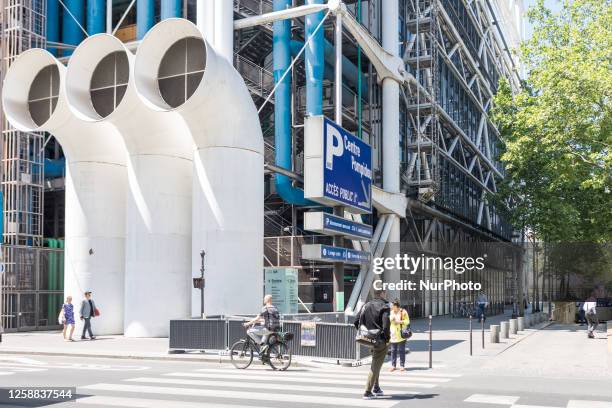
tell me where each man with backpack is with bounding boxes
[243,294,281,353]
[354,289,391,399]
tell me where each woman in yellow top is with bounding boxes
[389,299,410,372]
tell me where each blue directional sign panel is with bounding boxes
[301,244,371,265]
[305,116,372,214]
[304,212,373,240]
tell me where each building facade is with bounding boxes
[1,0,528,332]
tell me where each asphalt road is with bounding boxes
[0,325,609,408]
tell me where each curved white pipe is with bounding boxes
[2,49,128,335]
[134,18,264,317]
[66,34,194,337]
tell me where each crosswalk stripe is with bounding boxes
[165,372,438,388]
[266,367,463,378]
[75,395,269,408]
[465,394,520,405]
[125,377,421,396]
[511,405,562,408]
[193,368,451,382]
[568,401,612,408]
[80,383,399,408]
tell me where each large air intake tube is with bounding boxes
[134,18,264,316]
[2,49,128,335]
[65,34,194,337]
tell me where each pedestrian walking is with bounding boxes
[354,289,390,400]
[60,296,76,341]
[80,291,97,340]
[582,293,598,339]
[477,292,489,322]
[388,299,410,372]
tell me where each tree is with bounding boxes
[492,0,612,244]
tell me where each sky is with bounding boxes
[523,0,564,39]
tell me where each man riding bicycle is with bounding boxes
[243,294,281,355]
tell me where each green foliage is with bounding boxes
[492,0,612,243]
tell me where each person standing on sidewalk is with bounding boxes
[354,289,390,399]
[60,296,76,342]
[80,291,97,340]
[582,293,598,339]
[388,299,410,372]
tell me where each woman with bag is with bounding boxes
[389,299,410,372]
[60,296,76,342]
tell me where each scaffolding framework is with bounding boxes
[1,0,47,330]
[1,0,46,247]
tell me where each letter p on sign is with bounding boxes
[325,125,344,171]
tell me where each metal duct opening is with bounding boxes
[90,51,129,118]
[28,64,60,126]
[157,37,206,108]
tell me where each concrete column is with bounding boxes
[381,0,401,301]
[509,318,518,335]
[500,321,509,339]
[490,325,500,343]
[517,316,525,331]
[214,0,234,62]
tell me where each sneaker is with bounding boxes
[81,336,87,340]
[372,386,384,397]
[362,391,374,400]
[90,337,96,340]
[588,333,595,339]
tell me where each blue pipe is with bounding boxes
[290,40,369,96]
[137,0,154,40]
[47,0,60,55]
[305,0,325,117]
[273,0,314,206]
[62,0,85,56]
[87,0,105,35]
[161,0,182,19]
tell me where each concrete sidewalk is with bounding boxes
[386,312,555,370]
[0,311,553,370]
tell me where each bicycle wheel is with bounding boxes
[230,339,254,369]
[267,342,291,371]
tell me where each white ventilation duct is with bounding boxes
[134,18,264,316]
[2,49,128,335]
[65,34,194,337]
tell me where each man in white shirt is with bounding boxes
[582,294,598,339]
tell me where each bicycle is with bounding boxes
[229,327,293,371]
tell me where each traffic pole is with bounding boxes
[428,315,433,368]
[481,316,485,349]
[469,315,473,356]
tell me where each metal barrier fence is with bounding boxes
[169,318,362,362]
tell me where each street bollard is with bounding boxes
[509,319,518,335]
[469,315,473,356]
[481,317,485,349]
[429,315,433,368]
[517,316,525,331]
[490,325,500,343]
[500,321,510,339]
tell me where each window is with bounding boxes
[90,51,129,118]
[157,37,206,108]
[28,65,60,126]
